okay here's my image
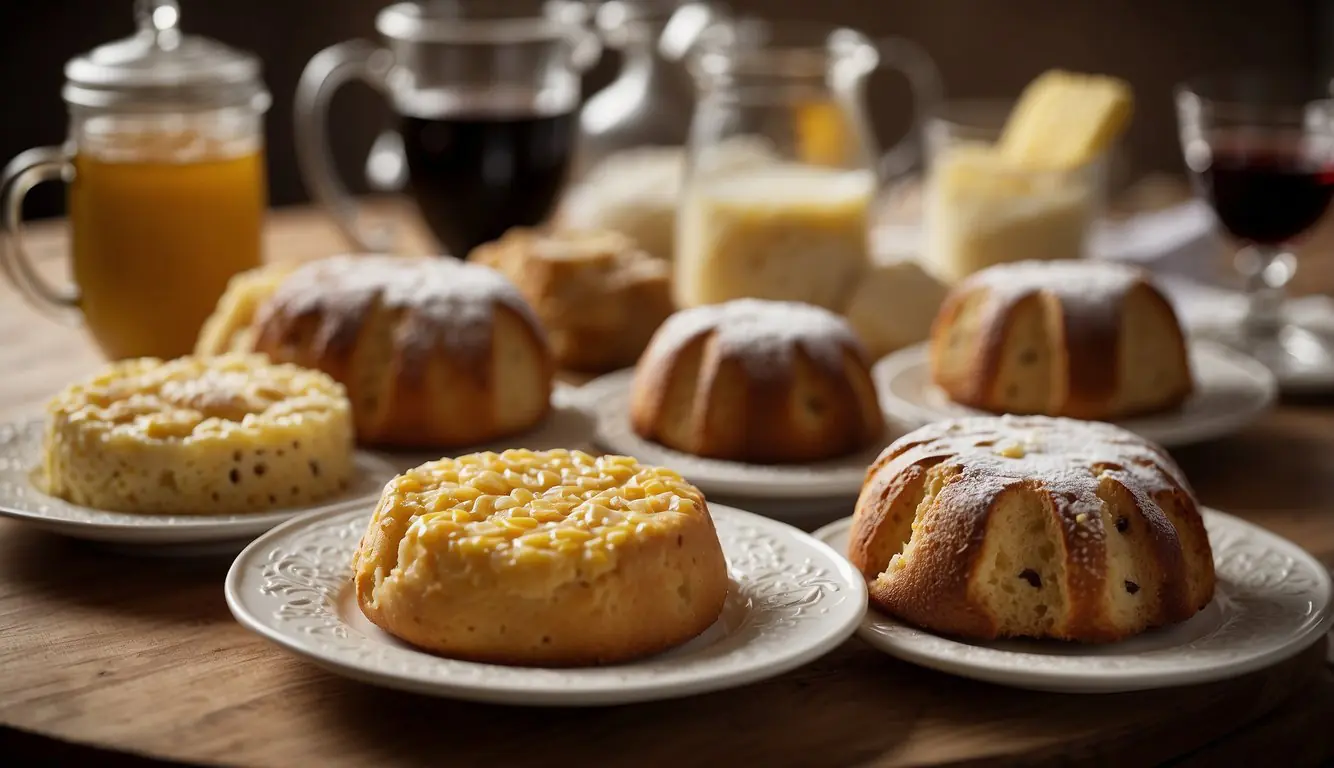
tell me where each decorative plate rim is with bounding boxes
[581,370,887,500]
[225,502,868,705]
[871,340,1278,448]
[814,508,1334,693]
[0,418,397,541]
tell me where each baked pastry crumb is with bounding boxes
[41,354,355,514]
[354,448,728,666]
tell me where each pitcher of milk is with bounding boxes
[675,17,940,310]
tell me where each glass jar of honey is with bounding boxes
[0,0,270,360]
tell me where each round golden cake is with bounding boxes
[630,299,883,463]
[353,449,728,666]
[196,255,554,450]
[41,354,355,514]
[929,260,1193,421]
[849,415,1215,642]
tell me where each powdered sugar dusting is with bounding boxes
[260,255,544,356]
[880,415,1193,559]
[642,299,865,378]
[964,259,1147,329]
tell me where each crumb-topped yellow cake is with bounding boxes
[41,354,355,514]
[354,449,728,666]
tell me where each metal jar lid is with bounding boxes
[62,0,271,112]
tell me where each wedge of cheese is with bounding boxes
[998,69,1134,170]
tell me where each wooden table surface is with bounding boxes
[2,199,1334,767]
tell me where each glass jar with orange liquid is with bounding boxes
[0,0,269,360]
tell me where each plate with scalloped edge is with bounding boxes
[813,508,1333,694]
[872,341,1277,448]
[0,418,398,552]
[581,370,892,502]
[225,503,867,705]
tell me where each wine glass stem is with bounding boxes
[1237,245,1293,338]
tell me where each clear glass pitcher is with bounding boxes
[674,18,942,309]
[0,0,270,360]
[295,0,600,258]
[574,0,718,175]
[555,1,718,261]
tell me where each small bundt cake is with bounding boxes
[849,416,1215,642]
[198,256,554,449]
[630,299,883,463]
[470,227,675,373]
[354,449,728,666]
[930,260,1193,421]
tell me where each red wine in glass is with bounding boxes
[1191,131,1334,245]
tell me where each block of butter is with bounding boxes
[998,69,1134,170]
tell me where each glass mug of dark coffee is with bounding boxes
[296,1,599,257]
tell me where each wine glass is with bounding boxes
[1176,73,1334,378]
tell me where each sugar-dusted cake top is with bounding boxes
[961,259,1152,310]
[875,414,1192,554]
[641,298,866,378]
[257,255,543,357]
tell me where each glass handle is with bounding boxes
[874,36,943,181]
[295,40,395,252]
[0,146,80,323]
[365,129,406,193]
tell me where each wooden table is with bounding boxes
[2,201,1334,767]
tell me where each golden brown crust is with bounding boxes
[851,416,1215,643]
[630,300,883,464]
[929,260,1193,421]
[237,256,554,450]
[353,450,729,666]
[356,510,727,666]
[471,228,675,373]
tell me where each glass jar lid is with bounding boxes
[375,0,590,44]
[63,0,270,112]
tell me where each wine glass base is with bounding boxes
[1193,322,1334,393]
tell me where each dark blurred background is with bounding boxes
[2,0,1329,218]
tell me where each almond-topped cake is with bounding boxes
[41,354,354,514]
[930,259,1193,421]
[849,416,1215,642]
[353,449,728,666]
[196,255,554,450]
[631,299,883,463]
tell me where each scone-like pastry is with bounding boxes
[849,416,1215,642]
[354,449,728,666]
[631,299,883,463]
[42,354,354,514]
[843,257,949,360]
[202,255,554,450]
[930,259,1193,421]
[471,228,675,373]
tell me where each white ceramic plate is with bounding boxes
[0,419,397,550]
[872,341,1277,447]
[583,370,891,500]
[226,503,867,706]
[374,383,596,472]
[814,509,1334,694]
